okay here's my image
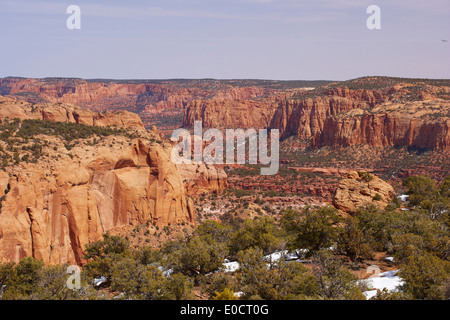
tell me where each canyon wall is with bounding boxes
[0,77,282,130]
[0,139,195,265]
[0,98,228,265]
[183,84,450,151]
[178,163,228,195]
[0,95,144,128]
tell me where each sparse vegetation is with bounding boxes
[1,174,447,300]
[0,118,139,167]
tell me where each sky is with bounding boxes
[0,0,449,80]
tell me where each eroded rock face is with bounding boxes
[183,99,279,129]
[0,77,280,129]
[0,95,143,128]
[183,84,450,151]
[0,78,274,109]
[312,103,450,150]
[332,171,396,214]
[178,163,228,195]
[0,139,195,265]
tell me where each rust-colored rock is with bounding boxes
[0,77,283,130]
[183,99,279,129]
[332,171,396,214]
[183,81,450,151]
[178,163,228,195]
[0,138,195,265]
[0,95,143,128]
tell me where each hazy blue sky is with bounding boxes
[0,0,449,80]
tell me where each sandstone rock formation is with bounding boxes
[332,171,396,214]
[0,138,195,265]
[169,133,228,195]
[183,80,450,151]
[0,96,231,265]
[0,95,143,128]
[0,78,275,108]
[0,77,289,130]
[183,99,279,129]
[178,163,228,195]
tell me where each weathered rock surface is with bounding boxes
[332,171,396,214]
[183,99,279,129]
[0,77,284,129]
[0,95,143,128]
[178,163,228,195]
[183,81,450,151]
[0,78,274,108]
[0,138,195,265]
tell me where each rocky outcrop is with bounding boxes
[314,112,450,150]
[269,86,450,151]
[0,138,195,265]
[183,82,450,151]
[332,171,396,214]
[270,88,385,140]
[0,95,144,128]
[0,77,284,129]
[178,163,228,195]
[183,99,278,129]
[0,78,275,108]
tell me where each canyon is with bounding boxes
[0,77,322,133]
[0,76,448,267]
[0,95,144,128]
[183,79,450,151]
[0,98,226,265]
[2,76,449,153]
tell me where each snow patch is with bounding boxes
[93,276,107,287]
[158,266,173,277]
[222,249,307,273]
[362,270,404,299]
[223,261,240,273]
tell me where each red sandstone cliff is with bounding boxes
[0,98,228,265]
[0,95,144,128]
[182,81,450,151]
[178,163,228,195]
[0,78,282,130]
[0,138,195,265]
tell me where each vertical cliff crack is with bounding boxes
[26,207,34,258]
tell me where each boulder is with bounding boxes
[333,171,396,214]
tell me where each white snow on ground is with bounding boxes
[212,249,404,300]
[362,270,404,299]
[93,276,107,287]
[263,250,289,262]
[398,194,409,202]
[223,261,240,273]
[158,266,174,277]
[385,257,395,262]
[113,292,125,300]
[222,249,308,273]
[265,250,310,263]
